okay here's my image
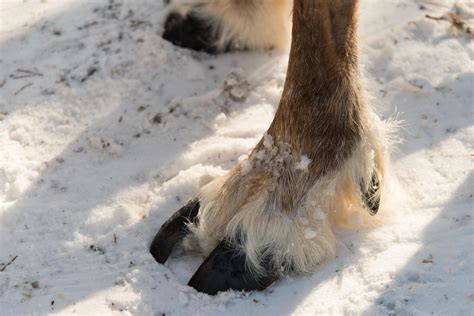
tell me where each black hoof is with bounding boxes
[162,11,219,54]
[361,171,380,216]
[188,241,278,295]
[150,199,200,263]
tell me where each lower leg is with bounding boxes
[151,0,391,294]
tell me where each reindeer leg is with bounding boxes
[150,199,200,264]
[152,0,392,295]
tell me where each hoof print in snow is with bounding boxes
[188,241,277,295]
[88,135,123,155]
[152,113,162,124]
[89,245,105,255]
[223,68,250,103]
[162,12,219,54]
[150,199,200,264]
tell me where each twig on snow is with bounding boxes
[10,68,43,79]
[14,83,33,96]
[0,255,18,272]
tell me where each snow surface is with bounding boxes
[295,155,311,171]
[0,0,472,315]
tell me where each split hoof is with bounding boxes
[149,199,200,263]
[188,241,277,295]
[162,11,219,54]
[150,200,276,295]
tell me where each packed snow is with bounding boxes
[295,155,311,171]
[304,228,318,240]
[0,0,472,315]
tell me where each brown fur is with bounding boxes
[249,0,365,214]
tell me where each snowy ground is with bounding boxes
[0,0,472,315]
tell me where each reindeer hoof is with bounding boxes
[162,12,219,53]
[361,171,380,216]
[150,200,277,294]
[188,241,277,295]
[150,199,200,263]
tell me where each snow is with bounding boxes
[0,0,472,315]
[263,133,274,149]
[239,158,253,176]
[295,155,311,171]
[314,207,327,221]
[304,228,318,240]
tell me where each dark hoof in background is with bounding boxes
[188,241,277,295]
[361,171,381,216]
[162,11,220,54]
[150,199,200,263]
